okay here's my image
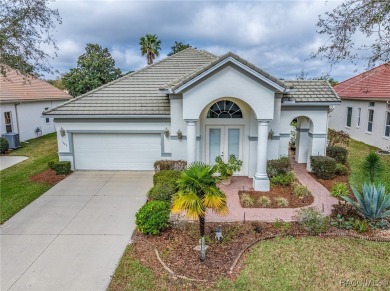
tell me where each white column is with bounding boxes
[253,120,270,191]
[186,120,197,165]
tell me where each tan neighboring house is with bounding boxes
[329,63,390,150]
[1,68,71,146]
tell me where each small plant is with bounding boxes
[273,219,291,232]
[0,137,9,153]
[135,201,170,235]
[335,163,348,176]
[271,171,295,186]
[342,183,390,221]
[258,196,271,207]
[353,219,369,233]
[330,214,354,229]
[330,183,349,198]
[240,193,254,207]
[215,154,243,182]
[310,156,336,179]
[51,161,71,175]
[267,156,291,177]
[295,207,328,235]
[290,130,296,149]
[275,197,289,207]
[326,146,348,164]
[293,183,311,198]
[363,152,383,183]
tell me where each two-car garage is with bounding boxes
[72,133,162,170]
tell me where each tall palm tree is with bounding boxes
[172,162,228,261]
[139,34,161,65]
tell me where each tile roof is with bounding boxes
[333,62,390,100]
[1,67,71,103]
[283,80,340,103]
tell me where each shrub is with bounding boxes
[335,163,348,176]
[48,161,56,170]
[267,156,291,178]
[135,201,170,235]
[258,196,271,207]
[326,146,348,164]
[271,172,295,186]
[353,219,369,233]
[0,137,9,153]
[295,207,328,235]
[363,152,383,183]
[342,183,390,221]
[310,156,336,179]
[275,197,289,207]
[293,183,311,198]
[51,161,71,175]
[273,219,291,232]
[330,214,354,229]
[328,129,350,147]
[153,170,181,185]
[148,183,177,202]
[240,193,254,207]
[154,160,187,172]
[330,183,349,198]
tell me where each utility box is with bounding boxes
[2,133,20,149]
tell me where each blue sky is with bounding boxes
[45,0,367,82]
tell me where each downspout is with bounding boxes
[14,102,21,135]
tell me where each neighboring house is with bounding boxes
[329,63,390,150]
[1,68,72,143]
[44,48,339,191]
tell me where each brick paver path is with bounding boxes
[202,160,339,222]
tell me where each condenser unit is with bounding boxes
[2,133,20,149]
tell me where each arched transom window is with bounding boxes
[207,100,242,118]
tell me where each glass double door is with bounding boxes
[206,125,243,173]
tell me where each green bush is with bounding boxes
[330,182,349,198]
[0,137,9,153]
[310,156,336,179]
[335,163,348,176]
[154,160,187,172]
[293,183,311,198]
[136,201,170,235]
[148,183,177,202]
[353,219,369,233]
[240,193,255,207]
[153,170,181,185]
[295,207,328,234]
[51,161,71,175]
[267,156,291,178]
[271,171,295,186]
[326,146,348,164]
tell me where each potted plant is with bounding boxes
[215,154,243,185]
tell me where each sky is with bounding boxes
[45,0,367,82]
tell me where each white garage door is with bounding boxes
[73,133,161,170]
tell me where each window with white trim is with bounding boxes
[346,107,352,127]
[45,107,50,124]
[357,108,361,127]
[4,112,12,133]
[367,109,374,132]
[385,111,390,137]
[207,100,242,118]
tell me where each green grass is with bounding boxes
[348,139,390,190]
[0,133,58,224]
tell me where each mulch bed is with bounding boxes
[238,184,314,208]
[309,172,353,195]
[30,169,68,185]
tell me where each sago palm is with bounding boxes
[172,162,228,261]
[139,34,161,65]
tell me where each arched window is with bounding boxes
[207,100,242,118]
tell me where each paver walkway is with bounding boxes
[0,156,28,170]
[202,160,338,222]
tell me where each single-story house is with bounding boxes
[1,68,71,144]
[328,62,390,150]
[44,48,340,191]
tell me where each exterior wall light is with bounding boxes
[60,127,66,137]
[177,129,183,141]
[268,129,274,140]
[164,127,170,138]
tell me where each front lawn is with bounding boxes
[0,133,59,224]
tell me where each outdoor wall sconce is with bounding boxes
[163,127,170,138]
[268,129,274,140]
[60,127,66,137]
[215,226,223,242]
[177,129,183,141]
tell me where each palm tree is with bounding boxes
[139,34,161,65]
[171,162,228,261]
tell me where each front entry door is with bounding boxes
[206,126,243,174]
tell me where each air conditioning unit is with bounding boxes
[2,133,20,149]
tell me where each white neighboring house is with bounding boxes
[44,48,340,191]
[1,68,71,144]
[328,63,390,150]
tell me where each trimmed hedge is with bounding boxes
[153,170,181,185]
[0,137,9,153]
[48,161,72,175]
[135,201,170,235]
[154,160,187,172]
[310,156,336,179]
[326,146,348,165]
[267,156,291,178]
[148,183,177,202]
[335,163,348,176]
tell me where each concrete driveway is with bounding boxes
[0,171,153,291]
[0,156,28,171]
